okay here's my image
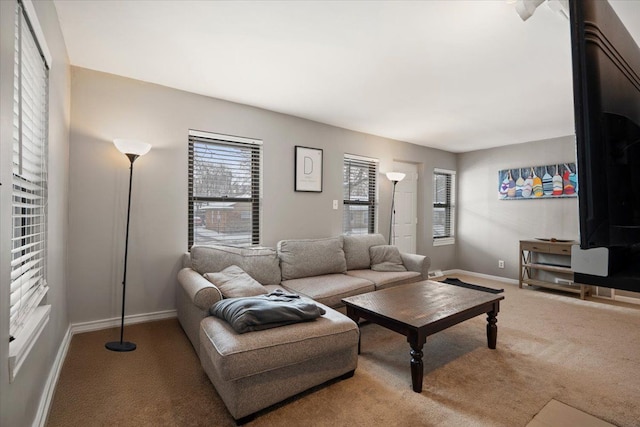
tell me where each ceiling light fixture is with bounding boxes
[515,0,545,21]
[547,0,569,20]
[514,0,568,21]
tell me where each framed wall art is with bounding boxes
[295,146,323,192]
[499,163,578,200]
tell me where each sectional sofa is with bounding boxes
[176,233,430,422]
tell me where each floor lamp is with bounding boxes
[106,139,151,352]
[386,172,406,245]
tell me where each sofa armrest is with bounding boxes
[177,267,223,310]
[400,252,431,279]
[182,252,192,269]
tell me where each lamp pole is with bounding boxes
[389,180,398,245]
[106,139,150,352]
[106,154,139,352]
[385,172,406,245]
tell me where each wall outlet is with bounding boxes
[498,260,505,269]
[332,200,338,210]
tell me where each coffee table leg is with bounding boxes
[410,342,424,392]
[486,310,498,349]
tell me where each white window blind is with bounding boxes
[10,0,50,339]
[188,131,262,248]
[343,154,378,234]
[433,169,456,245]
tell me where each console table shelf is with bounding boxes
[519,239,590,300]
[524,263,573,274]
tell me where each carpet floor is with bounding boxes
[46,276,640,426]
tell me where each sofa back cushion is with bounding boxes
[370,245,407,272]
[190,245,281,286]
[277,236,347,280]
[343,233,387,270]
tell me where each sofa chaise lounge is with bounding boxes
[177,233,430,422]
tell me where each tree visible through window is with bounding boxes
[188,131,262,248]
[343,155,378,234]
[433,169,456,245]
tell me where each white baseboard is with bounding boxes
[443,270,640,304]
[70,309,177,335]
[442,269,519,286]
[35,309,177,427]
[610,291,640,305]
[427,269,444,279]
[32,325,71,427]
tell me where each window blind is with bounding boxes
[343,154,378,234]
[10,1,50,338]
[433,169,456,243]
[188,131,262,248]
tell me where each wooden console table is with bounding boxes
[519,239,590,299]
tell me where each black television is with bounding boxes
[570,0,640,292]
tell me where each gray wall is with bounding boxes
[456,136,579,280]
[0,1,70,426]
[67,67,457,324]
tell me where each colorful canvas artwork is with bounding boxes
[498,163,578,200]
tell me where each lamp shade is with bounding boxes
[386,172,406,183]
[114,139,151,156]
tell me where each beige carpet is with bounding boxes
[47,276,640,426]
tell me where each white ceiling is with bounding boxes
[53,0,640,153]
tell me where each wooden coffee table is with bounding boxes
[342,280,504,393]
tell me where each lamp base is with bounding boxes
[105,341,136,352]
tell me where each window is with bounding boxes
[8,0,51,381]
[188,130,262,248]
[433,169,456,246]
[10,0,50,342]
[343,154,378,234]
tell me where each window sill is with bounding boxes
[433,237,455,246]
[9,305,51,383]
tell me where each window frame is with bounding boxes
[188,130,262,249]
[343,154,379,235]
[433,168,456,246]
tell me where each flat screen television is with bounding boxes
[570,0,640,292]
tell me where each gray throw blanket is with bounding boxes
[209,290,326,334]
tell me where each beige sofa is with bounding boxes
[176,233,430,422]
[278,234,429,308]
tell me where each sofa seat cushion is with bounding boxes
[346,269,421,290]
[199,303,358,381]
[281,274,374,308]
